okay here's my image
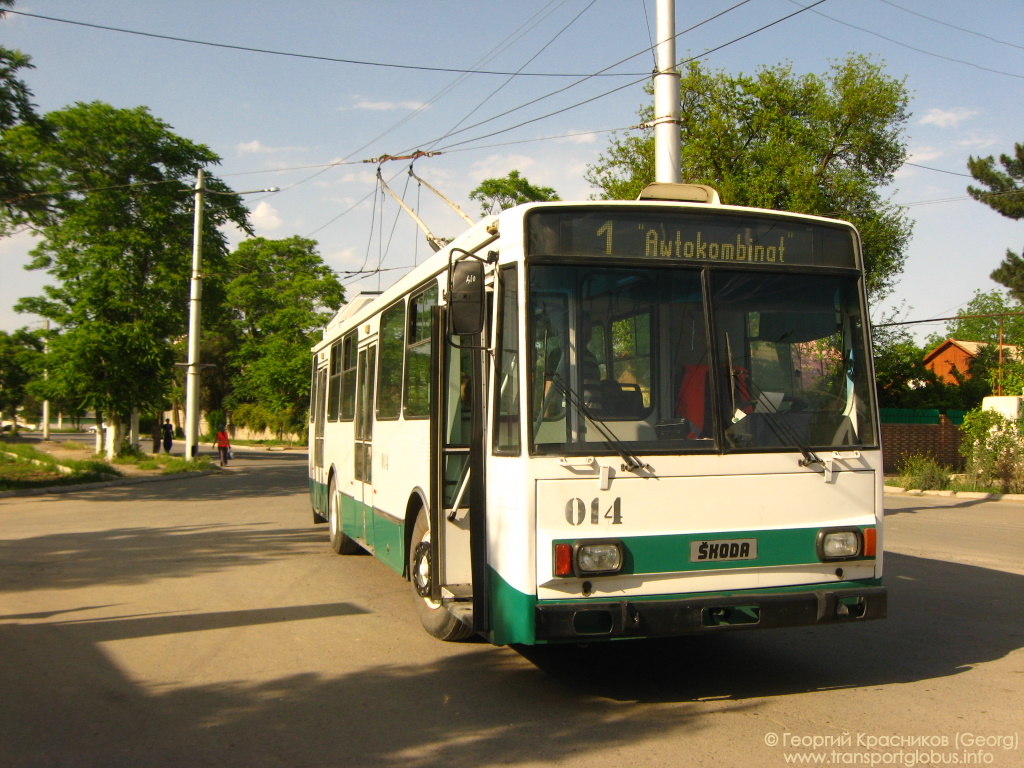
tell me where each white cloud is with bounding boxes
[556,130,599,145]
[957,136,999,152]
[919,107,979,128]
[236,139,306,155]
[350,100,428,112]
[469,154,536,184]
[250,200,283,231]
[907,146,944,164]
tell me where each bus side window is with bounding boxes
[340,333,357,421]
[494,266,520,454]
[404,284,438,419]
[377,300,406,419]
[327,340,342,422]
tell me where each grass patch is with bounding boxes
[886,453,1002,494]
[0,439,211,491]
[0,447,121,492]
[161,456,212,473]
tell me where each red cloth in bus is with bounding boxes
[675,364,708,435]
[675,364,753,437]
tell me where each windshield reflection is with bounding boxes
[528,265,874,455]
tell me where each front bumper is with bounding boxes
[533,586,887,642]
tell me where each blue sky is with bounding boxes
[1,0,1022,345]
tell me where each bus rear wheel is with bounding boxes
[328,476,360,555]
[409,511,474,642]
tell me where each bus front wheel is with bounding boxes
[409,512,474,642]
[328,476,360,555]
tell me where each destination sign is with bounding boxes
[526,208,858,269]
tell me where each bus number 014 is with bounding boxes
[565,497,623,526]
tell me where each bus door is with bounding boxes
[429,307,483,627]
[354,343,376,546]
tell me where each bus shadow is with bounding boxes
[0,615,707,768]
[515,552,1023,702]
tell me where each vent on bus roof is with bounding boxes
[637,183,721,205]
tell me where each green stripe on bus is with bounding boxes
[488,567,537,646]
[555,526,876,575]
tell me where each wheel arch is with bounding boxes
[403,486,429,579]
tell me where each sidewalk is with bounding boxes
[1,433,307,498]
[884,484,1024,504]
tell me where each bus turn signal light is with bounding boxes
[863,527,877,557]
[554,543,573,576]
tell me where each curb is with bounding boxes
[0,469,222,499]
[884,485,1024,504]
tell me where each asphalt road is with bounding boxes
[1,453,1021,768]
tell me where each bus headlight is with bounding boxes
[817,528,862,561]
[554,540,625,577]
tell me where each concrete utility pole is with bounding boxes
[183,170,205,462]
[41,320,50,440]
[654,0,682,184]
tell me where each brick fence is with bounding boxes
[880,415,964,474]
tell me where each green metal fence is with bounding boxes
[878,408,967,425]
[879,408,940,424]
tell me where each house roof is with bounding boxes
[923,338,1020,365]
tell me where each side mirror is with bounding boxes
[449,259,485,336]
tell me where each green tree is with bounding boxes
[469,170,559,216]
[872,324,979,410]
[968,142,1024,220]
[0,327,43,431]
[968,143,1024,301]
[2,101,250,448]
[586,55,913,301]
[927,289,1024,399]
[216,237,343,435]
[930,289,1024,346]
[0,1,50,228]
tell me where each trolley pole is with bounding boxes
[654,0,681,184]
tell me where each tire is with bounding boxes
[409,511,474,641]
[328,476,361,555]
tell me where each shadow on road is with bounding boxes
[517,551,1023,701]
[0,520,326,593]
[1,549,1021,767]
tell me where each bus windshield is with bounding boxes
[528,264,875,456]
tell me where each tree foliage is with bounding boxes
[585,55,913,301]
[0,1,50,227]
[925,289,1024,400]
[469,170,559,216]
[873,324,985,411]
[0,327,43,429]
[968,142,1024,221]
[968,142,1024,301]
[2,101,250,428]
[213,237,344,427]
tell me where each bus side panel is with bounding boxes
[370,416,430,574]
[485,457,538,645]
[309,477,328,518]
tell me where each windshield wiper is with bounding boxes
[548,373,649,473]
[741,378,823,468]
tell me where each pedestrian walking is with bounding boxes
[161,419,174,454]
[215,424,231,467]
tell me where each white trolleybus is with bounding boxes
[308,182,886,645]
